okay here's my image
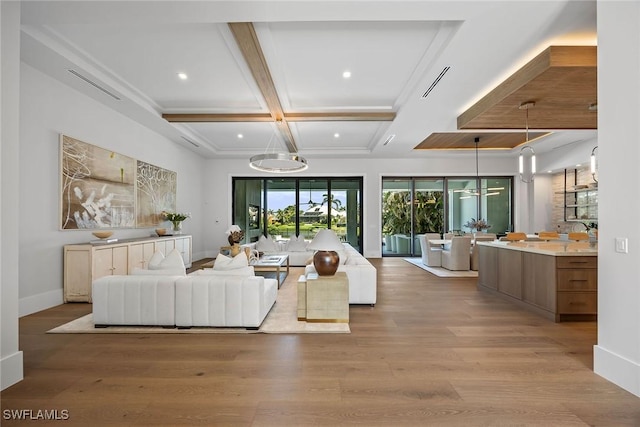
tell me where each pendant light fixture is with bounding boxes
[249,120,308,173]
[307,180,318,207]
[590,145,598,182]
[518,101,536,183]
[474,136,481,196]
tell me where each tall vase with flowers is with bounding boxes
[463,218,491,234]
[162,211,191,234]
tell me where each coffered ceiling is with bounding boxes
[19,1,598,160]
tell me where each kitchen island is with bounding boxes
[476,240,597,322]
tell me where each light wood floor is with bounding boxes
[2,258,640,426]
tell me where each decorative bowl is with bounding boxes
[155,228,167,236]
[92,231,113,239]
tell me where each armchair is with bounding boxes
[441,236,472,271]
[419,233,442,267]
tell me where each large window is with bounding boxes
[232,177,363,253]
[382,176,513,256]
[382,178,444,256]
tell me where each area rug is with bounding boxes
[404,258,478,278]
[47,269,350,334]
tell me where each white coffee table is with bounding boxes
[251,254,289,288]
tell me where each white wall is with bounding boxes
[1,0,24,392]
[204,154,519,258]
[593,1,640,397]
[17,63,207,317]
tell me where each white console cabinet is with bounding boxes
[63,235,192,302]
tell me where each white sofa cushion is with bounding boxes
[148,250,165,267]
[189,266,255,276]
[213,252,249,271]
[175,275,277,327]
[149,248,185,271]
[286,235,308,252]
[92,275,177,326]
[131,267,186,276]
[256,235,279,252]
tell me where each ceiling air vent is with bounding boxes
[421,66,450,99]
[181,136,200,148]
[67,69,121,100]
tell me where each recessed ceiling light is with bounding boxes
[237,134,243,139]
[576,164,581,167]
[334,133,340,138]
[342,70,351,79]
[177,72,188,80]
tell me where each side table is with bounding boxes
[299,272,349,323]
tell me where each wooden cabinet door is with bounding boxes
[94,246,128,277]
[154,239,175,256]
[477,245,498,290]
[522,253,556,312]
[112,246,128,275]
[128,242,155,272]
[64,247,91,302]
[174,237,192,266]
[94,248,116,279]
[497,249,522,299]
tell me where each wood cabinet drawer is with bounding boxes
[557,292,597,314]
[557,256,597,269]
[557,269,597,290]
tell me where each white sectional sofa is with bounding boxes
[244,235,314,266]
[92,272,277,329]
[305,243,377,306]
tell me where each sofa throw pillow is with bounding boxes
[147,251,165,269]
[286,235,308,252]
[131,267,186,276]
[213,251,249,271]
[256,234,279,252]
[190,266,255,276]
[149,248,186,271]
[336,249,348,265]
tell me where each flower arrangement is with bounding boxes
[162,211,191,222]
[226,224,245,245]
[464,218,491,232]
[161,211,191,232]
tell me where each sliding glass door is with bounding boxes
[232,177,363,253]
[382,178,444,256]
[382,176,512,256]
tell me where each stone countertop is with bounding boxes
[476,240,598,256]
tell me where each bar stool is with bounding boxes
[568,232,589,241]
[538,231,560,241]
[504,232,527,241]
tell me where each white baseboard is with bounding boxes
[19,289,64,317]
[594,344,640,397]
[1,350,24,391]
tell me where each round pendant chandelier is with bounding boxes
[249,120,308,173]
[249,152,308,173]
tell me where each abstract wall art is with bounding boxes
[60,135,136,229]
[136,160,177,227]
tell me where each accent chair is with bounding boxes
[419,233,442,267]
[441,235,472,271]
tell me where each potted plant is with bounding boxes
[463,218,491,234]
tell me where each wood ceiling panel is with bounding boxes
[415,132,551,150]
[457,46,597,130]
